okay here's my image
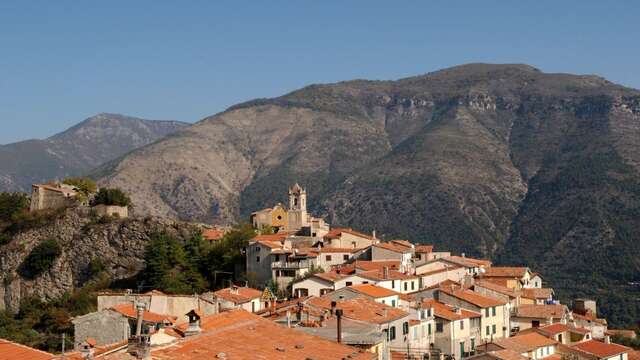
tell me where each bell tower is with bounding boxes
[287,183,308,230]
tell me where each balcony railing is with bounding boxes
[272,260,310,269]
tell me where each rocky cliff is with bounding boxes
[94,64,640,325]
[0,208,200,311]
[0,113,188,192]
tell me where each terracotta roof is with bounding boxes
[439,287,506,308]
[494,332,558,353]
[483,267,530,278]
[628,350,640,360]
[408,319,421,326]
[444,255,492,268]
[521,288,553,300]
[485,349,530,360]
[514,304,566,319]
[606,329,637,338]
[317,247,363,253]
[253,233,288,242]
[32,183,77,195]
[353,260,401,272]
[538,323,590,336]
[255,240,285,249]
[425,279,460,290]
[202,229,225,241]
[307,296,408,324]
[419,265,463,277]
[415,244,434,253]
[374,242,412,254]
[358,269,419,281]
[570,340,630,358]
[0,339,54,360]
[162,310,373,360]
[349,284,400,298]
[324,228,374,240]
[110,303,177,324]
[422,299,481,321]
[214,286,263,304]
[389,239,414,248]
[573,312,608,325]
[312,271,348,283]
[474,279,520,298]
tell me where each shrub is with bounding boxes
[91,188,131,207]
[0,233,12,246]
[0,192,29,224]
[21,239,62,277]
[61,178,97,195]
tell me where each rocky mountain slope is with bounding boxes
[0,208,200,312]
[96,64,640,324]
[0,113,188,192]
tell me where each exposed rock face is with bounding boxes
[0,113,188,192]
[0,208,200,311]
[95,64,640,322]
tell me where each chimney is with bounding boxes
[453,307,462,315]
[286,310,291,328]
[135,302,145,336]
[372,230,376,239]
[383,266,389,279]
[547,316,553,325]
[330,301,337,316]
[335,308,344,343]
[383,308,388,318]
[604,335,611,344]
[184,310,202,336]
[296,302,303,322]
[461,253,466,258]
[231,285,239,295]
[79,339,96,359]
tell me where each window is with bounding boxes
[485,308,489,317]
[492,324,496,334]
[382,300,385,304]
[428,323,432,335]
[326,255,332,261]
[343,254,349,261]
[345,281,352,286]
[403,321,409,335]
[436,322,444,333]
[460,320,464,330]
[251,302,255,312]
[274,254,280,261]
[391,280,395,288]
[389,326,396,340]
[256,256,260,263]
[486,326,490,336]
[351,241,357,248]
[363,281,369,284]
[532,320,540,328]
[404,282,408,291]
[411,281,415,290]
[492,307,496,316]
[392,299,396,307]
[413,327,418,340]
[471,338,475,350]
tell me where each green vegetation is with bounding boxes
[91,188,131,207]
[0,275,110,353]
[62,177,97,195]
[0,192,29,224]
[20,239,62,277]
[611,333,640,350]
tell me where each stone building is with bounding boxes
[29,183,78,211]
[93,204,129,218]
[250,183,329,237]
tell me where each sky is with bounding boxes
[1,1,639,144]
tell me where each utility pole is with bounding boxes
[61,333,65,359]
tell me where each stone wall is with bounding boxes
[94,204,129,218]
[72,310,130,349]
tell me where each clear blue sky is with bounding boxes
[1,1,638,144]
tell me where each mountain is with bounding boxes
[0,113,188,192]
[96,64,640,326]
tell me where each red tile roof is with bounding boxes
[324,228,374,240]
[445,255,492,268]
[374,242,412,254]
[422,299,481,321]
[389,239,414,248]
[573,312,608,325]
[307,296,408,325]
[521,288,553,300]
[514,304,566,319]
[538,323,590,336]
[353,260,401,272]
[0,338,54,360]
[253,233,288,242]
[482,267,529,278]
[415,244,434,253]
[161,310,373,359]
[493,332,558,353]
[202,229,225,241]
[349,284,400,298]
[487,349,530,360]
[358,269,419,281]
[110,303,177,324]
[570,340,630,358]
[474,279,520,298]
[213,286,263,304]
[439,287,506,308]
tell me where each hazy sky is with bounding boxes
[1,1,638,144]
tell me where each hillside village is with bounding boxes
[1,183,638,360]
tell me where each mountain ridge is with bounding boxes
[0,113,188,192]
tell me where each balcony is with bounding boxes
[271,260,310,269]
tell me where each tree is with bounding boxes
[62,178,97,195]
[20,238,62,277]
[0,192,29,224]
[91,188,131,207]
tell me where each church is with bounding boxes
[249,183,329,237]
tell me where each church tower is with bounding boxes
[287,183,308,230]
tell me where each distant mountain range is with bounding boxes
[0,113,188,192]
[94,64,640,325]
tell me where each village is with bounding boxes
[2,183,638,360]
